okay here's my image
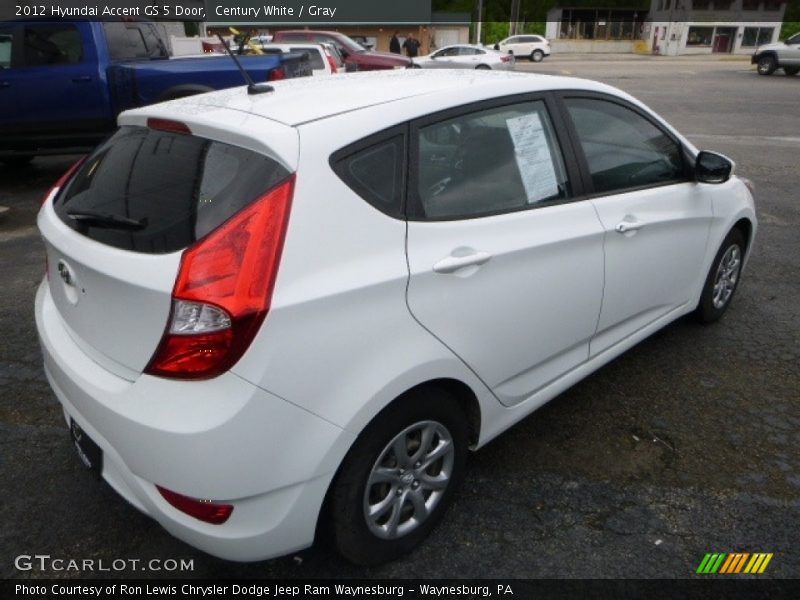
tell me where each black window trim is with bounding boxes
[329,123,408,220]
[554,90,694,201]
[406,91,586,222]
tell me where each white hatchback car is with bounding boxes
[494,34,551,62]
[36,70,755,565]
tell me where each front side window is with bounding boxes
[565,98,686,195]
[22,25,82,67]
[414,101,570,220]
[0,27,13,69]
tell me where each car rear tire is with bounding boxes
[475,64,491,70]
[757,55,777,75]
[784,66,799,76]
[694,228,746,324]
[530,49,544,62]
[328,387,468,565]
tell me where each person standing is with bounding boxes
[402,33,421,58]
[389,31,401,54]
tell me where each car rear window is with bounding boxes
[54,126,290,254]
[289,47,324,70]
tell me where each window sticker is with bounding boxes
[505,112,560,203]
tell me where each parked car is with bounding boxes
[261,42,341,75]
[0,21,311,163]
[272,30,410,71]
[752,31,800,75]
[494,34,551,62]
[413,44,514,70]
[36,70,756,566]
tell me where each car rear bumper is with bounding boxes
[35,279,355,561]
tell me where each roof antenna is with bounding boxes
[216,34,274,95]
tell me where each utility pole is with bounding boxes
[475,0,483,45]
[509,0,522,37]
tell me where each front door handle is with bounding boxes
[433,251,492,274]
[615,220,645,234]
[0,81,9,88]
[72,76,92,83]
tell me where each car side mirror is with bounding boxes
[695,151,732,184]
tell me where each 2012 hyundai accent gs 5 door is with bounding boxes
[35,70,756,565]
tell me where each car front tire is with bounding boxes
[531,49,544,62]
[757,55,777,75]
[695,228,746,324]
[328,387,468,565]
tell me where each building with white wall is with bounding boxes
[647,0,787,55]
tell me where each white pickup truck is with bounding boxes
[752,32,800,76]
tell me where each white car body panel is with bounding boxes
[34,71,756,562]
[495,35,551,59]
[413,44,514,71]
[405,203,605,407]
[589,182,713,355]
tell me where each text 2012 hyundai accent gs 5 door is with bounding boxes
[36,70,756,565]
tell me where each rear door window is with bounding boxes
[22,25,83,66]
[412,101,570,220]
[54,126,290,254]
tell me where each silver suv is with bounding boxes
[752,32,800,76]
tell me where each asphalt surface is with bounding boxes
[1,56,798,580]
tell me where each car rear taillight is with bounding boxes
[40,157,86,208]
[324,48,338,74]
[501,55,512,63]
[156,485,233,524]
[145,175,295,380]
[268,67,286,81]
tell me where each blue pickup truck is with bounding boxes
[0,21,311,164]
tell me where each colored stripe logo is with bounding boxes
[696,552,773,574]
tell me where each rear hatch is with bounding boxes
[39,117,293,380]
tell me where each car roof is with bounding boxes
[128,70,620,128]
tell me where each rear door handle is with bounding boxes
[0,81,9,88]
[433,251,492,274]
[72,76,92,83]
[615,220,645,234]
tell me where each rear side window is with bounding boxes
[331,134,405,219]
[54,126,290,254]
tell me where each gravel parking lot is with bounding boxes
[1,56,798,580]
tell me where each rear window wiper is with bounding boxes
[67,210,148,231]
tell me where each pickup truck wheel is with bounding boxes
[1,157,34,168]
[757,55,776,75]
[784,67,799,76]
[328,387,468,565]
